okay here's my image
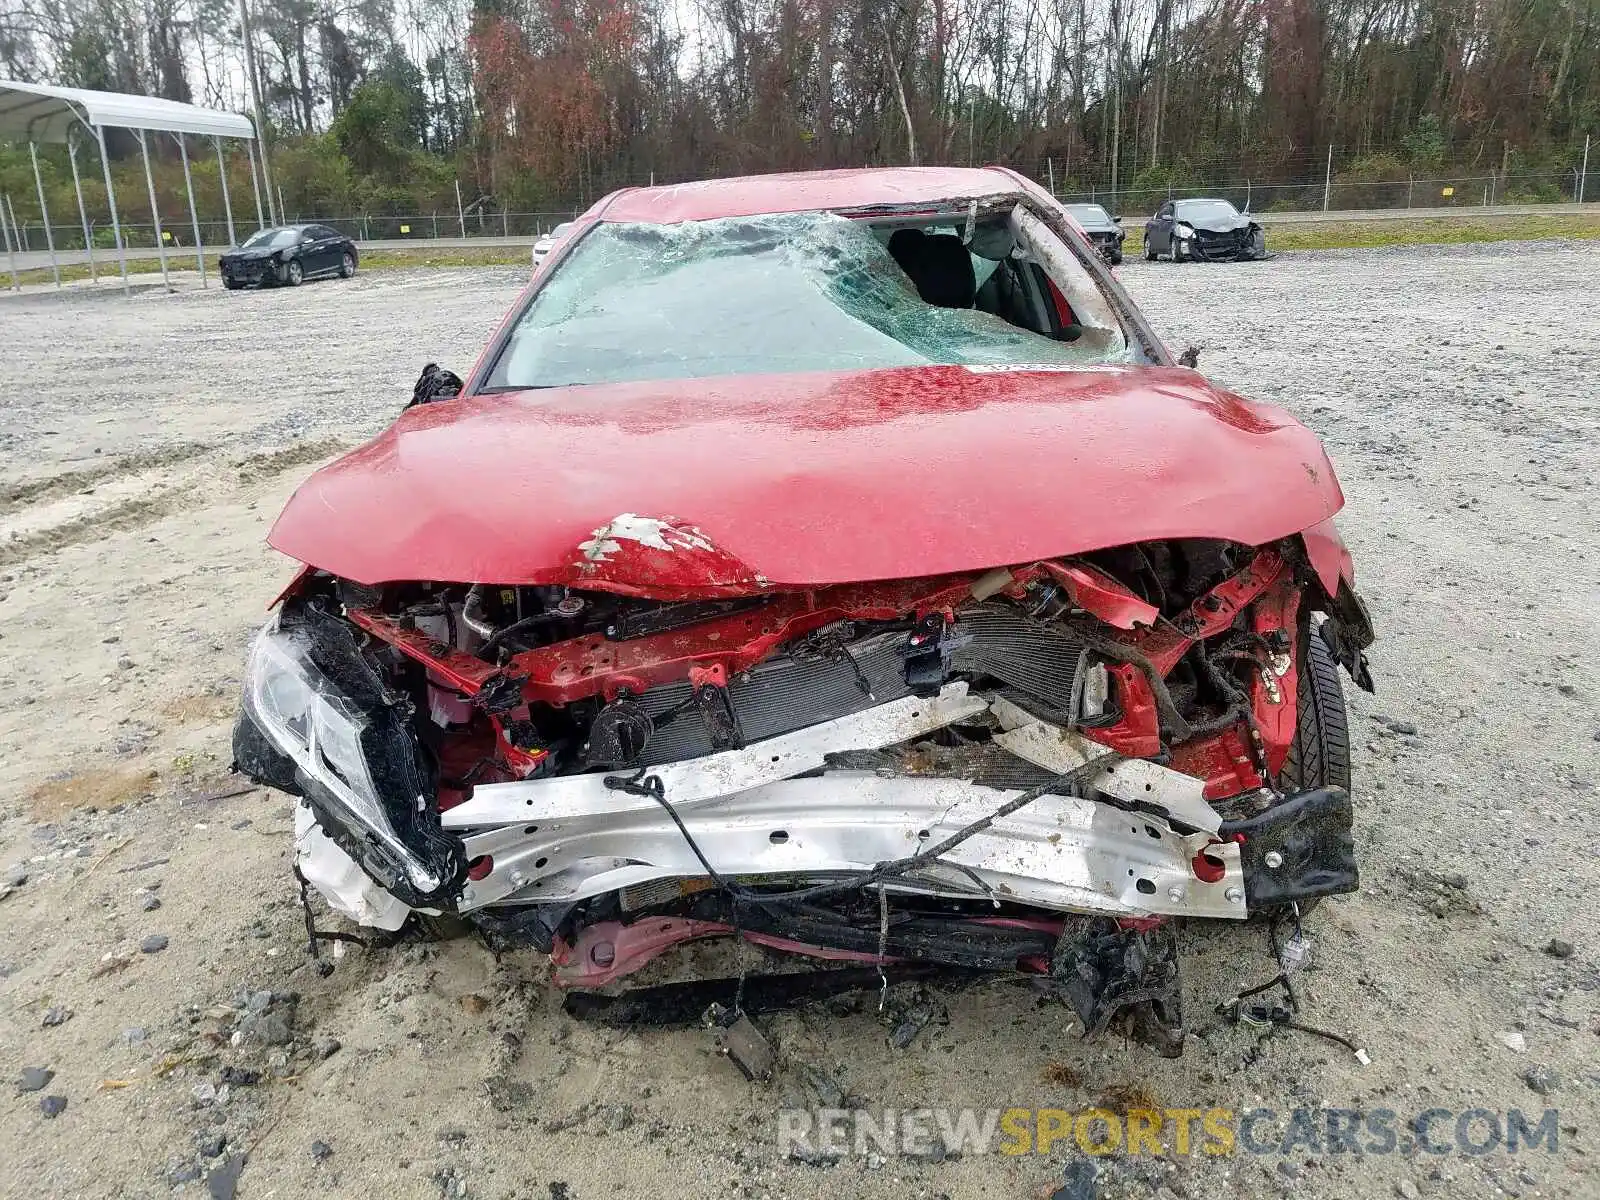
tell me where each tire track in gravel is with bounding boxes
[0,442,211,513]
[0,436,348,567]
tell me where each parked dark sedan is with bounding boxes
[220,225,359,289]
[1144,198,1266,262]
[1063,203,1125,264]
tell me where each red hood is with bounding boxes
[268,365,1344,597]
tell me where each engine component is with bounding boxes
[584,695,655,768]
[628,605,1089,766]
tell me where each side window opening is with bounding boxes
[876,213,1104,345]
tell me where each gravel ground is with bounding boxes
[0,243,1596,1200]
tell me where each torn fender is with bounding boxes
[1301,517,1356,597]
[267,365,1347,596]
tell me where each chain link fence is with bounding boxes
[2,165,1591,261]
[1050,169,1590,219]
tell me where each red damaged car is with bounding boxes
[234,167,1374,1054]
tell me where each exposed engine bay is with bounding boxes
[235,533,1374,1053]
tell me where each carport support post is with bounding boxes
[0,197,18,291]
[135,129,170,290]
[454,179,466,238]
[1581,134,1590,204]
[245,140,265,231]
[174,134,206,286]
[214,137,236,247]
[67,135,97,283]
[1322,145,1333,212]
[94,124,130,294]
[27,142,60,289]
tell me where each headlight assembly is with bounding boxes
[1174,222,1195,239]
[244,621,443,894]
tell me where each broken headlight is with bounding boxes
[244,620,443,894]
[1174,222,1195,239]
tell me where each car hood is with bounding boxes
[1184,214,1255,233]
[1069,216,1119,235]
[268,364,1345,597]
[222,247,277,261]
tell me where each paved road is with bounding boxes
[4,201,1594,274]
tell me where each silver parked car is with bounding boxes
[531,221,574,269]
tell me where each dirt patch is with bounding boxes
[159,692,238,726]
[25,765,160,820]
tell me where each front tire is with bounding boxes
[1108,249,1123,266]
[283,258,303,287]
[1278,620,1352,795]
[340,252,356,279]
[1244,625,1351,921]
[223,278,242,290]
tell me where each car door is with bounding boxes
[298,227,331,275]
[1148,202,1174,254]
[318,227,351,274]
[321,226,349,274]
[291,229,322,275]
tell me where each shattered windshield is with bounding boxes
[1066,204,1114,227]
[483,211,1129,390]
[1175,200,1241,223]
[242,228,298,248]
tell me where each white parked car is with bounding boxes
[531,221,574,269]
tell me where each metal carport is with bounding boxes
[0,80,270,293]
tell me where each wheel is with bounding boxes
[1108,249,1123,266]
[1241,622,1351,921]
[340,252,356,279]
[223,278,242,290]
[1173,240,1190,263]
[284,258,303,286]
[1144,236,1157,261]
[1278,620,1352,795]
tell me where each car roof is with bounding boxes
[592,166,1025,225]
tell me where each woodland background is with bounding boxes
[0,0,1596,242]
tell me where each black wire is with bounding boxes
[476,611,568,657]
[1266,911,1299,1011]
[294,863,374,956]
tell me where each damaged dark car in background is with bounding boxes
[1064,202,1126,265]
[1145,198,1268,262]
[234,167,1374,1057]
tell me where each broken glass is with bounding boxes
[485,211,1131,390]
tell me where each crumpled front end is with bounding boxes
[1189,223,1268,262]
[235,533,1372,1052]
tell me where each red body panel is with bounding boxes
[268,365,1345,595]
[591,166,1022,225]
[1301,516,1357,595]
